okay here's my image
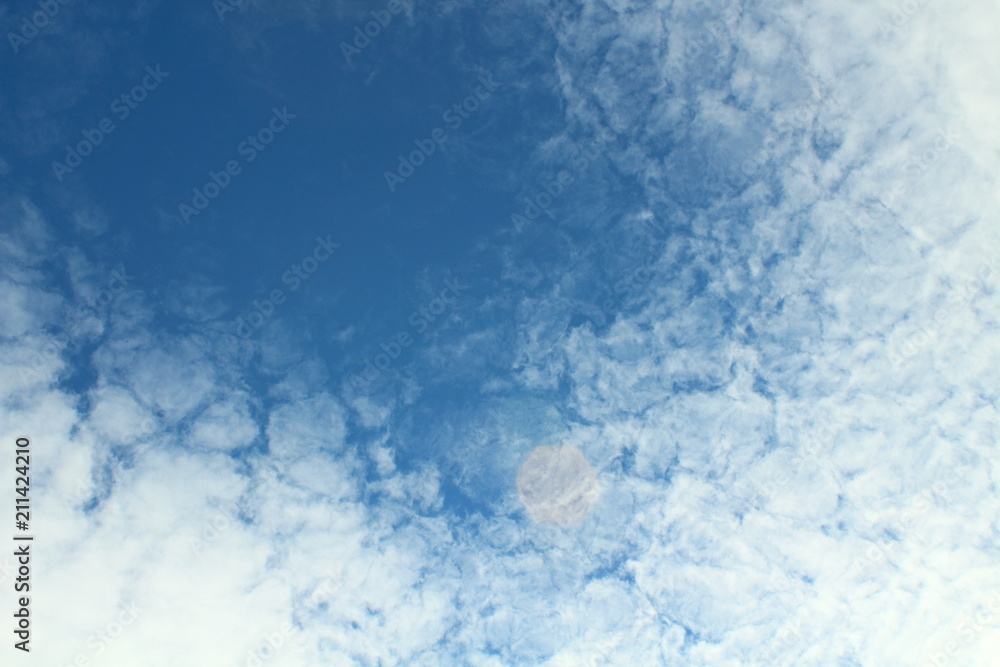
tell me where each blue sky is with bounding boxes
[1,0,999,665]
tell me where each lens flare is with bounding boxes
[516,445,600,525]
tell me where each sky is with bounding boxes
[0,0,998,665]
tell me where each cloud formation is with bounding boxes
[0,0,997,664]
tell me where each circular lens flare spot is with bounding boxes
[516,445,600,525]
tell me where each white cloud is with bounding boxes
[0,0,997,664]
